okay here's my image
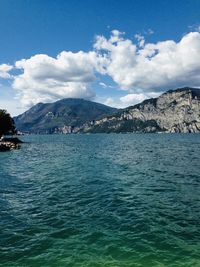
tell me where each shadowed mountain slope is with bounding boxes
[14,98,117,134]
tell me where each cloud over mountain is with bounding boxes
[104,92,160,108]
[12,51,102,107]
[1,29,200,108]
[94,30,200,92]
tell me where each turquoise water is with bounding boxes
[0,134,200,267]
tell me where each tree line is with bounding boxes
[0,109,16,138]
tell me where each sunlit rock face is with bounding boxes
[83,88,200,133]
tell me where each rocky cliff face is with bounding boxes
[82,88,200,133]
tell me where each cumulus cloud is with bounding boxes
[120,93,146,105]
[94,30,200,91]
[12,51,104,107]
[0,64,13,79]
[104,92,160,108]
[2,29,200,109]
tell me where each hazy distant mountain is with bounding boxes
[14,98,117,134]
[81,87,200,133]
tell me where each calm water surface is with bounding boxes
[0,134,200,267]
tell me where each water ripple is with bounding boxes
[0,134,200,266]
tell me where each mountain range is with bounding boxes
[14,87,200,134]
[82,87,200,133]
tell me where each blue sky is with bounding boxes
[0,0,200,115]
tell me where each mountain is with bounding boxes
[81,87,200,133]
[14,98,117,134]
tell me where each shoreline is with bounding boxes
[0,141,20,151]
[0,137,23,152]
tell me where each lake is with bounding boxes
[0,134,200,267]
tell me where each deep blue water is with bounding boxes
[0,134,200,267]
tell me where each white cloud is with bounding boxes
[146,28,154,35]
[104,92,160,108]
[94,30,200,91]
[134,34,145,48]
[13,51,100,107]
[2,29,200,111]
[120,92,160,106]
[104,97,119,108]
[99,82,114,88]
[0,99,25,116]
[0,64,13,79]
[99,82,107,88]
[120,93,145,105]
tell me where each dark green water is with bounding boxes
[0,134,200,267]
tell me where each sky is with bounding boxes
[0,0,200,116]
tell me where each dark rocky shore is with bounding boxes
[0,137,23,152]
